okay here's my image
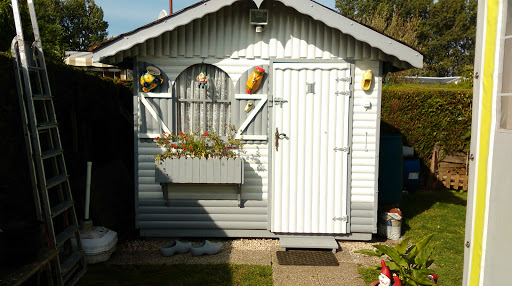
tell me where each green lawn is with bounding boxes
[78,264,273,286]
[358,190,467,286]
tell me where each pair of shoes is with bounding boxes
[190,240,223,256]
[159,240,223,257]
[160,240,192,257]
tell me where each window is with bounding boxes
[174,64,233,135]
[499,2,512,130]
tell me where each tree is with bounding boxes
[335,0,477,78]
[0,0,108,59]
[34,0,66,59]
[421,0,477,77]
[60,0,108,51]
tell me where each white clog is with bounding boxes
[189,240,223,256]
[159,240,192,256]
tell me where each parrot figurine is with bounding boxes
[246,66,265,94]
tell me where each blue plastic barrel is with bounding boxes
[403,159,420,191]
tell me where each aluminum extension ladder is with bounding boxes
[10,0,86,285]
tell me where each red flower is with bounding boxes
[165,139,169,143]
[204,132,209,136]
[155,137,160,139]
[225,147,230,150]
[179,132,183,135]
[184,148,188,151]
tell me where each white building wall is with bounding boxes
[105,1,409,69]
[350,61,381,233]
[133,0,382,237]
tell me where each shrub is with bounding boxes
[381,85,472,168]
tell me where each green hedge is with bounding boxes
[0,52,135,232]
[381,84,472,169]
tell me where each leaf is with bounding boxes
[406,234,434,260]
[374,245,408,268]
[386,261,400,271]
[415,233,435,253]
[410,272,437,286]
[415,244,434,267]
[395,238,409,255]
[354,249,382,257]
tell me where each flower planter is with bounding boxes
[155,157,244,184]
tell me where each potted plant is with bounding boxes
[154,126,244,184]
[355,234,438,286]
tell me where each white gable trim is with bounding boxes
[93,0,422,69]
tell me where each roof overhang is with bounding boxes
[92,0,423,69]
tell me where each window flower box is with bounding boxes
[155,157,244,184]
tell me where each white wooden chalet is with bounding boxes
[92,0,422,242]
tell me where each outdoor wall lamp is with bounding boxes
[250,9,268,33]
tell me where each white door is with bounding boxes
[271,62,351,234]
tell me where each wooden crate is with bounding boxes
[429,144,469,191]
[437,153,469,191]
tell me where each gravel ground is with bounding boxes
[110,236,401,268]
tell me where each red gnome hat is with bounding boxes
[428,274,438,284]
[380,260,391,280]
[393,274,402,286]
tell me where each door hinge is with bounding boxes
[334,146,350,153]
[272,97,288,107]
[332,216,348,222]
[336,77,352,84]
[335,91,351,97]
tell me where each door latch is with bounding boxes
[275,127,287,151]
[334,146,350,153]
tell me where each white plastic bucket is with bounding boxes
[379,212,402,240]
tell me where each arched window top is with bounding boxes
[174,64,234,135]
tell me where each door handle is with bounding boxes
[275,127,287,151]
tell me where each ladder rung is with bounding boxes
[56,225,79,248]
[37,121,58,130]
[60,250,84,277]
[63,266,87,286]
[51,200,74,218]
[41,148,63,160]
[33,94,52,100]
[28,65,44,71]
[46,174,69,189]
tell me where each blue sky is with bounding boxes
[95,0,336,37]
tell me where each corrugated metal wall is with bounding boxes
[134,0,382,237]
[350,61,380,233]
[104,1,409,69]
[138,142,270,236]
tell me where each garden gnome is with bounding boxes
[392,274,402,286]
[196,71,208,88]
[378,260,392,286]
[428,274,438,284]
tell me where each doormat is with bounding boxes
[276,250,339,266]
